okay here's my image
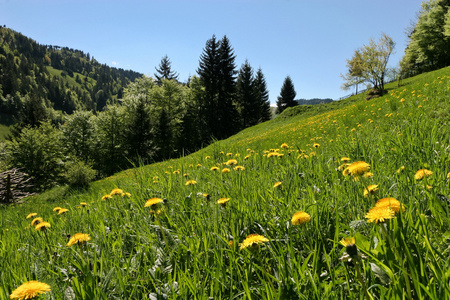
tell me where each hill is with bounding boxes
[1,64,450,298]
[0,26,142,122]
[296,98,334,105]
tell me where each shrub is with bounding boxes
[63,160,97,188]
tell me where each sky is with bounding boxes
[1,0,424,105]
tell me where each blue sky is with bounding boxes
[1,0,423,104]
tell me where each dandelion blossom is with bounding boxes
[31,217,43,227]
[313,143,320,148]
[414,169,433,180]
[375,198,405,213]
[110,188,123,196]
[396,166,405,174]
[222,168,230,173]
[145,198,164,208]
[345,161,370,176]
[281,143,288,149]
[273,181,282,188]
[35,222,51,231]
[67,233,91,247]
[52,207,62,212]
[341,157,351,162]
[339,237,356,247]
[225,159,238,166]
[185,180,197,186]
[58,208,69,215]
[217,197,230,207]
[234,166,245,171]
[239,234,269,250]
[363,185,378,197]
[80,202,88,207]
[9,280,51,300]
[210,166,219,171]
[26,213,37,219]
[365,207,395,224]
[291,211,311,225]
[101,194,112,200]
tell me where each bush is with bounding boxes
[63,160,97,188]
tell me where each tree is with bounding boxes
[236,60,257,129]
[340,49,365,94]
[276,76,297,114]
[342,33,395,93]
[401,0,450,75]
[61,110,95,163]
[154,55,179,84]
[254,68,271,122]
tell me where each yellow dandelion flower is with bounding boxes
[267,152,278,158]
[363,172,374,178]
[122,192,131,198]
[364,185,378,197]
[337,163,351,171]
[234,165,245,171]
[414,169,433,180]
[31,217,43,227]
[339,236,356,247]
[396,166,405,174]
[101,194,112,200]
[197,164,202,168]
[345,161,370,176]
[365,207,395,224]
[226,153,233,157]
[291,211,311,225]
[273,181,282,188]
[281,143,289,149]
[58,209,69,215]
[110,188,123,196]
[145,198,164,208]
[185,180,197,186]
[375,197,405,213]
[9,280,51,300]
[341,157,351,162]
[67,233,91,247]
[222,168,230,173]
[173,170,180,174]
[239,234,269,250]
[205,156,210,160]
[244,154,251,160]
[202,193,210,200]
[217,197,230,207]
[313,143,320,148]
[35,222,51,231]
[150,207,165,216]
[210,166,219,171]
[183,173,189,177]
[26,213,37,219]
[52,207,62,212]
[80,202,88,207]
[226,159,238,166]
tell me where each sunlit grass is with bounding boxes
[1,67,450,299]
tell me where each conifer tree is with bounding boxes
[276,76,297,114]
[154,55,179,84]
[254,68,271,122]
[236,60,257,128]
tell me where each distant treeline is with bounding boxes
[296,98,333,105]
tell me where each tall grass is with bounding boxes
[1,67,450,299]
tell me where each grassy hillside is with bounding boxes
[1,67,450,299]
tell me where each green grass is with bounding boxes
[2,67,450,299]
[46,66,96,91]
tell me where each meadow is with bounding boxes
[1,67,450,299]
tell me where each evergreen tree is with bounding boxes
[154,55,179,84]
[236,60,257,129]
[276,76,297,114]
[254,68,272,122]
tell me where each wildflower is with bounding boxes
[110,188,123,196]
[35,222,51,231]
[414,169,433,180]
[185,180,197,186]
[150,207,165,216]
[341,157,351,162]
[9,280,51,300]
[217,197,230,207]
[234,165,245,171]
[363,185,378,197]
[173,170,180,175]
[365,207,395,224]
[244,154,251,160]
[222,168,230,173]
[67,233,91,247]
[281,143,289,149]
[205,156,210,160]
[52,207,62,212]
[31,217,43,227]
[339,236,356,248]
[210,166,219,171]
[363,172,374,178]
[202,193,210,200]
[396,166,405,174]
[121,192,131,197]
[26,213,37,219]
[197,164,202,168]
[337,163,350,171]
[58,209,69,215]
[267,152,278,158]
[80,202,88,207]
[226,153,233,157]
[183,173,189,177]
[345,161,370,176]
[291,211,311,225]
[145,198,164,209]
[101,194,112,200]
[226,159,238,166]
[273,181,282,188]
[375,197,405,213]
[239,234,269,250]
[313,143,320,148]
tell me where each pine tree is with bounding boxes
[276,76,297,114]
[254,68,271,122]
[154,55,179,84]
[236,60,257,129]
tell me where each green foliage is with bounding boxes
[61,110,95,162]
[276,75,298,114]
[7,121,64,189]
[63,160,97,188]
[154,55,179,84]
